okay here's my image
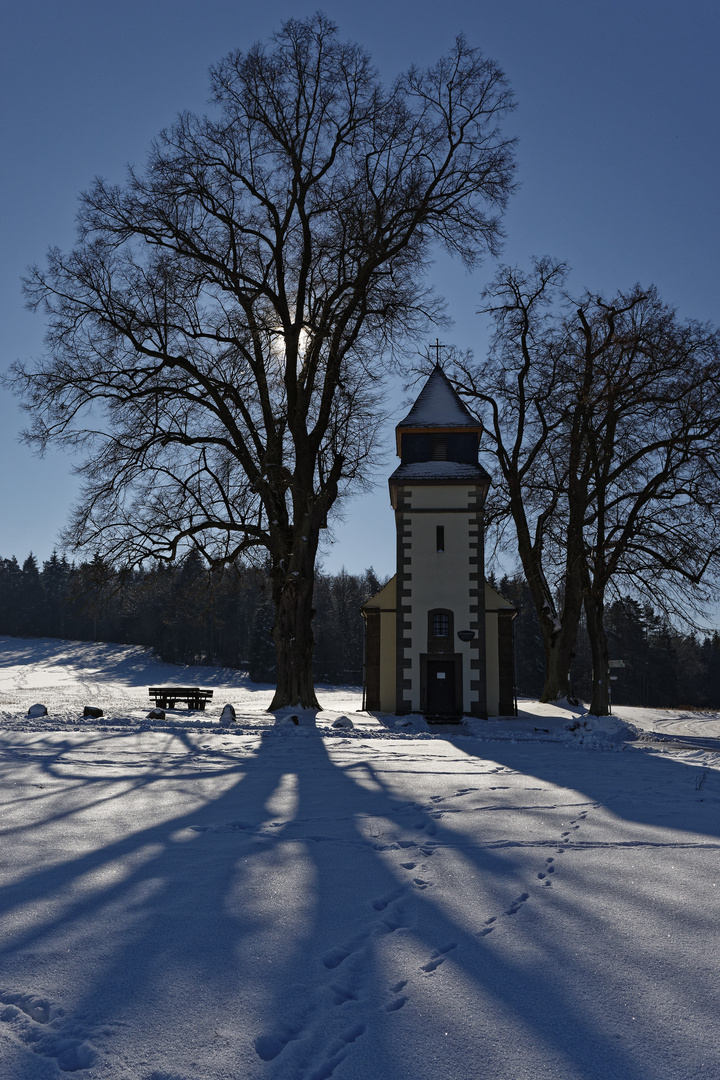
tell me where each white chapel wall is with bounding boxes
[403,488,476,712]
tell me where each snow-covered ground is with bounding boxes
[1,636,719,1079]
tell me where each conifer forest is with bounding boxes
[1,551,718,709]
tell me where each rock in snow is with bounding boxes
[26,703,47,717]
[332,714,353,729]
[275,713,300,726]
[83,705,104,719]
[220,703,236,723]
[146,707,165,719]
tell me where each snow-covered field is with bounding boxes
[1,637,719,1079]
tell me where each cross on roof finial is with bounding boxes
[431,338,445,365]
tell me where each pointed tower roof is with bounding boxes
[389,365,490,492]
[395,365,482,455]
[398,365,480,430]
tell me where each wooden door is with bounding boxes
[426,658,457,715]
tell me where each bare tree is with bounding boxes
[451,259,581,702]
[566,287,720,713]
[12,14,516,708]
[453,261,720,713]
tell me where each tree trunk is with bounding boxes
[269,571,319,710]
[506,475,584,704]
[268,515,321,711]
[585,593,611,716]
[519,541,583,703]
[540,627,579,702]
[538,525,585,703]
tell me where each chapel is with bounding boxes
[361,365,516,720]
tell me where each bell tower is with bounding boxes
[388,365,491,719]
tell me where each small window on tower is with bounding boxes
[432,613,449,638]
[436,525,445,552]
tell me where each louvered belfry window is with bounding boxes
[431,434,447,460]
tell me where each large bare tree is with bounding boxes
[12,14,516,708]
[453,261,720,713]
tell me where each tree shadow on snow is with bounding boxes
[0,728,717,1077]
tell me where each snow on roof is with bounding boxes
[389,460,491,484]
[397,365,481,430]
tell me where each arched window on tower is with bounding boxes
[428,608,454,653]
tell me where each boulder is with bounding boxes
[332,715,354,729]
[27,704,48,718]
[220,704,236,723]
[83,706,104,719]
[147,707,166,719]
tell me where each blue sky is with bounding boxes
[1,0,718,581]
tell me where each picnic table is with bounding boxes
[148,687,214,711]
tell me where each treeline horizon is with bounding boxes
[501,575,720,711]
[0,551,380,687]
[1,551,719,709]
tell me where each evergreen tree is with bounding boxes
[248,579,276,684]
[19,554,43,636]
[701,633,720,708]
[0,558,23,637]
[41,552,73,638]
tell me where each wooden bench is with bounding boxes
[148,687,214,711]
